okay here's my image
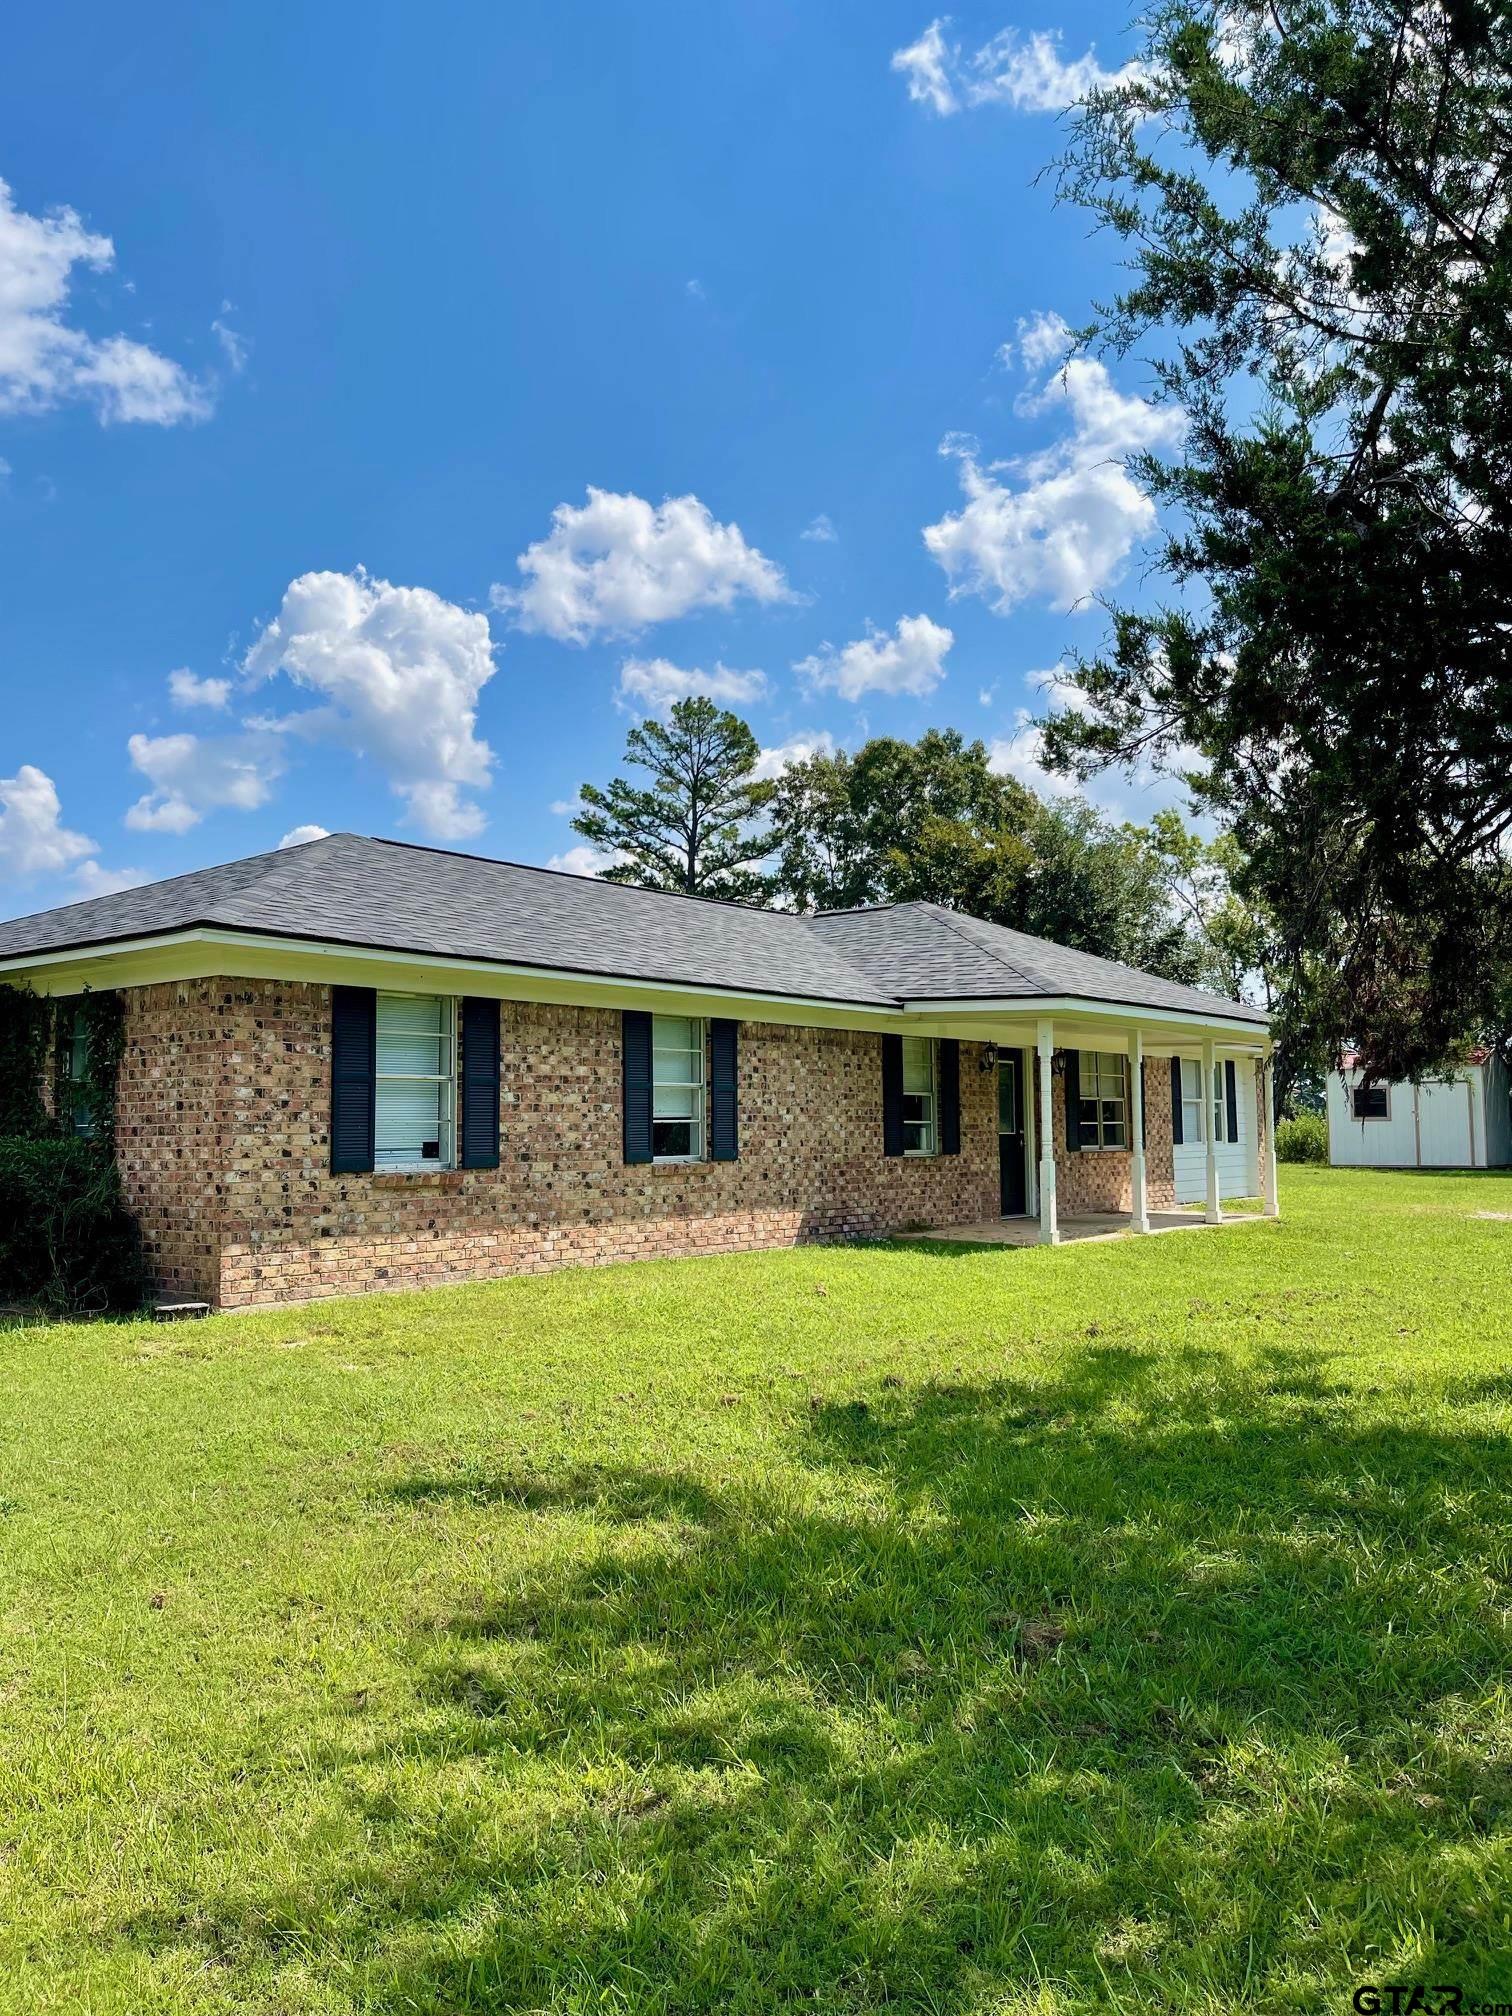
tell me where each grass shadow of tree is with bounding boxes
[138,1344,1512,2012]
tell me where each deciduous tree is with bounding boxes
[1044,0,1512,1077]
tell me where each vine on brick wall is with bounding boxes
[72,991,126,1153]
[0,984,53,1138]
[0,985,143,1311]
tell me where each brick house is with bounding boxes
[0,832,1276,1308]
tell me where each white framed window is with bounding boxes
[1077,1051,1128,1149]
[902,1036,937,1155]
[1179,1056,1205,1145]
[1212,1064,1231,1144]
[1352,1083,1389,1121]
[375,993,456,1169]
[652,1014,706,1162]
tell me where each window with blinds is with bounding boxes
[374,993,456,1168]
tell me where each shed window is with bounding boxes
[902,1037,937,1155]
[1078,1051,1127,1149]
[375,994,455,1168]
[1352,1083,1389,1121]
[652,1015,705,1161]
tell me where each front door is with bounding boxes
[998,1052,1027,1215]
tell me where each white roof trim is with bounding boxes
[0,924,1269,1038]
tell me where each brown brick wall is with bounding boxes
[116,981,226,1300]
[121,980,1005,1307]
[114,980,1244,1308]
[1032,1053,1176,1215]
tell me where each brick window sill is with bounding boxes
[371,1170,467,1190]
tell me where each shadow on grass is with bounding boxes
[141,1345,1512,2012]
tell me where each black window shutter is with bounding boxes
[622,1009,653,1164]
[460,997,501,1169]
[939,1040,961,1154]
[330,985,376,1174]
[710,1018,739,1161]
[1140,1058,1148,1148]
[1064,1048,1081,1152]
[1224,1058,1239,1145]
[881,1034,904,1157]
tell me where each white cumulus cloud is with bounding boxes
[73,859,147,897]
[801,513,838,543]
[752,730,836,782]
[241,568,498,840]
[279,824,330,849]
[0,177,210,424]
[125,730,284,834]
[988,717,1076,798]
[0,763,97,879]
[617,657,767,717]
[1001,309,1073,373]
[794,614,953,702]
[923,341,1184,615]
[168,667,231,710]
[544,843,625,877]
[493,487,791,643]
[892,19,1143,116]
[986,670,1089,799]
[0,763,139,900]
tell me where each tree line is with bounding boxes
[572,696,1318,1113]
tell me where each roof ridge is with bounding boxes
[0,832,347,938]
[366,834,823,921]
[915,901,1046,993]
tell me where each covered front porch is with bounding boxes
[901,1002,1280,1247]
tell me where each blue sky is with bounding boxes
[0,1,1172,917]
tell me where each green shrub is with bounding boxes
[1276,1112,1329,1164]
[0,1137,145,1315]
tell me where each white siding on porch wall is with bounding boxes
[1170,1055,1260,1204]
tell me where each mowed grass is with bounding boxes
[2,1170,1511,2013]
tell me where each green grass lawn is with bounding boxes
[3,1168,1511,2014]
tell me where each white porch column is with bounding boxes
[1262,1052,1281,1219]
[1128,1029,1150,1233]
[1203,1035,1221,1223]
[1036,1017,1059,1245]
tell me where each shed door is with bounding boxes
[1417,1078,1474,1166]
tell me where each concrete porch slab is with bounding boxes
[896,1209,1266,1247]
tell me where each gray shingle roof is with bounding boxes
[812,901,1268,1022]
[0,832,1267,1025]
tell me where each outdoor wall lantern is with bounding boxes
[977,1043,999,1073]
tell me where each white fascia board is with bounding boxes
[0,928,913,1033]
[901,994,1269,1045]
[0,928,1269,1048]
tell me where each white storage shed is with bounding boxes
[1327,1050,1512,1169]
